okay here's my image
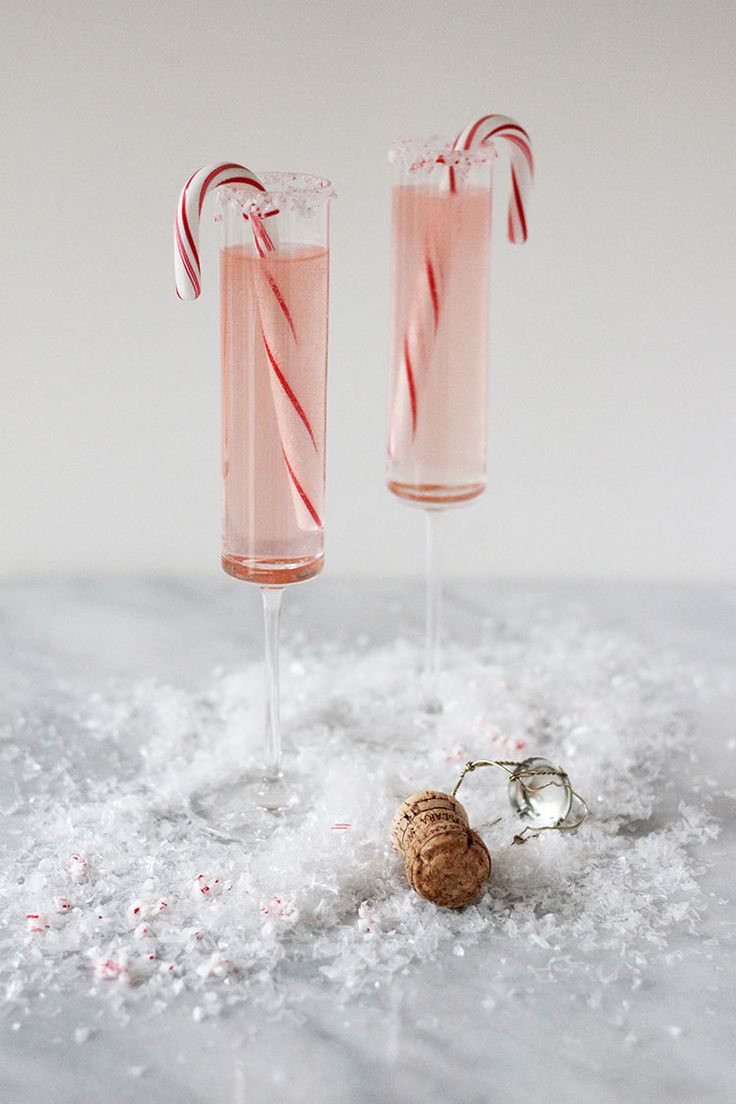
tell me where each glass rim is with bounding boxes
[260,170,335,198]
[219,170,334,206]
[389,137,497,173]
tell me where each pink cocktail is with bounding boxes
[221,241,328,585]
[388,175,492,505]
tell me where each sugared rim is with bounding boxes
[389,137,497,174]
[217,171,334,217]
[258,171,335,198]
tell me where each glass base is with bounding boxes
[188,769,302,842]
[387,479,485,508]
[222,552,323,586]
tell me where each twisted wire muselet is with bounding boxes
[451,757,590,845]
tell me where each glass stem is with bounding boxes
[261,586,284,779]
[424,509,442,687]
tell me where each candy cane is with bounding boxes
[248,207,322,530]
[175,162,322,530]
[451,114,533,243]
[175,162,266,300]
[389,236,442,458]
[390,115,532,457]
[255,273,323,529]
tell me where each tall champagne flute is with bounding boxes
[387,120,532,702]
[176,166,333,837]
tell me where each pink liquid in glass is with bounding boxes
[220,243,328,585]
[387,184,492,506]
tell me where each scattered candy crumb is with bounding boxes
[1,607,730,1027]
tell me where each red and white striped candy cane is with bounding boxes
[175,162,322,530]
[389,236,442,457]
[248,204,322,530]
[175,162,267,299]
[451,114,533,243]
[254,262,323,530]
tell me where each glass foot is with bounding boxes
[188,770,301,842]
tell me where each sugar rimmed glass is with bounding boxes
[386,140,495,703]
[190,172,333,838]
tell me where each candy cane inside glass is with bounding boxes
[175,165,333,834]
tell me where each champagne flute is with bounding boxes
[386,120,532,704]
[175,164,333,838]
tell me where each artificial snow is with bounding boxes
[0,604,729,1024]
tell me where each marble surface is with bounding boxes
[1,579,735,1104]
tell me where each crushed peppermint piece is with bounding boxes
[0,603,729,1025]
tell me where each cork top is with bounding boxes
[393,790,491,909]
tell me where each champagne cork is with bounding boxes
[392,790,491,909]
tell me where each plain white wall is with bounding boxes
[2,0,735,581]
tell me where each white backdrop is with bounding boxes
[2,0,734,581]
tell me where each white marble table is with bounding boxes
[1,580,734,1103]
